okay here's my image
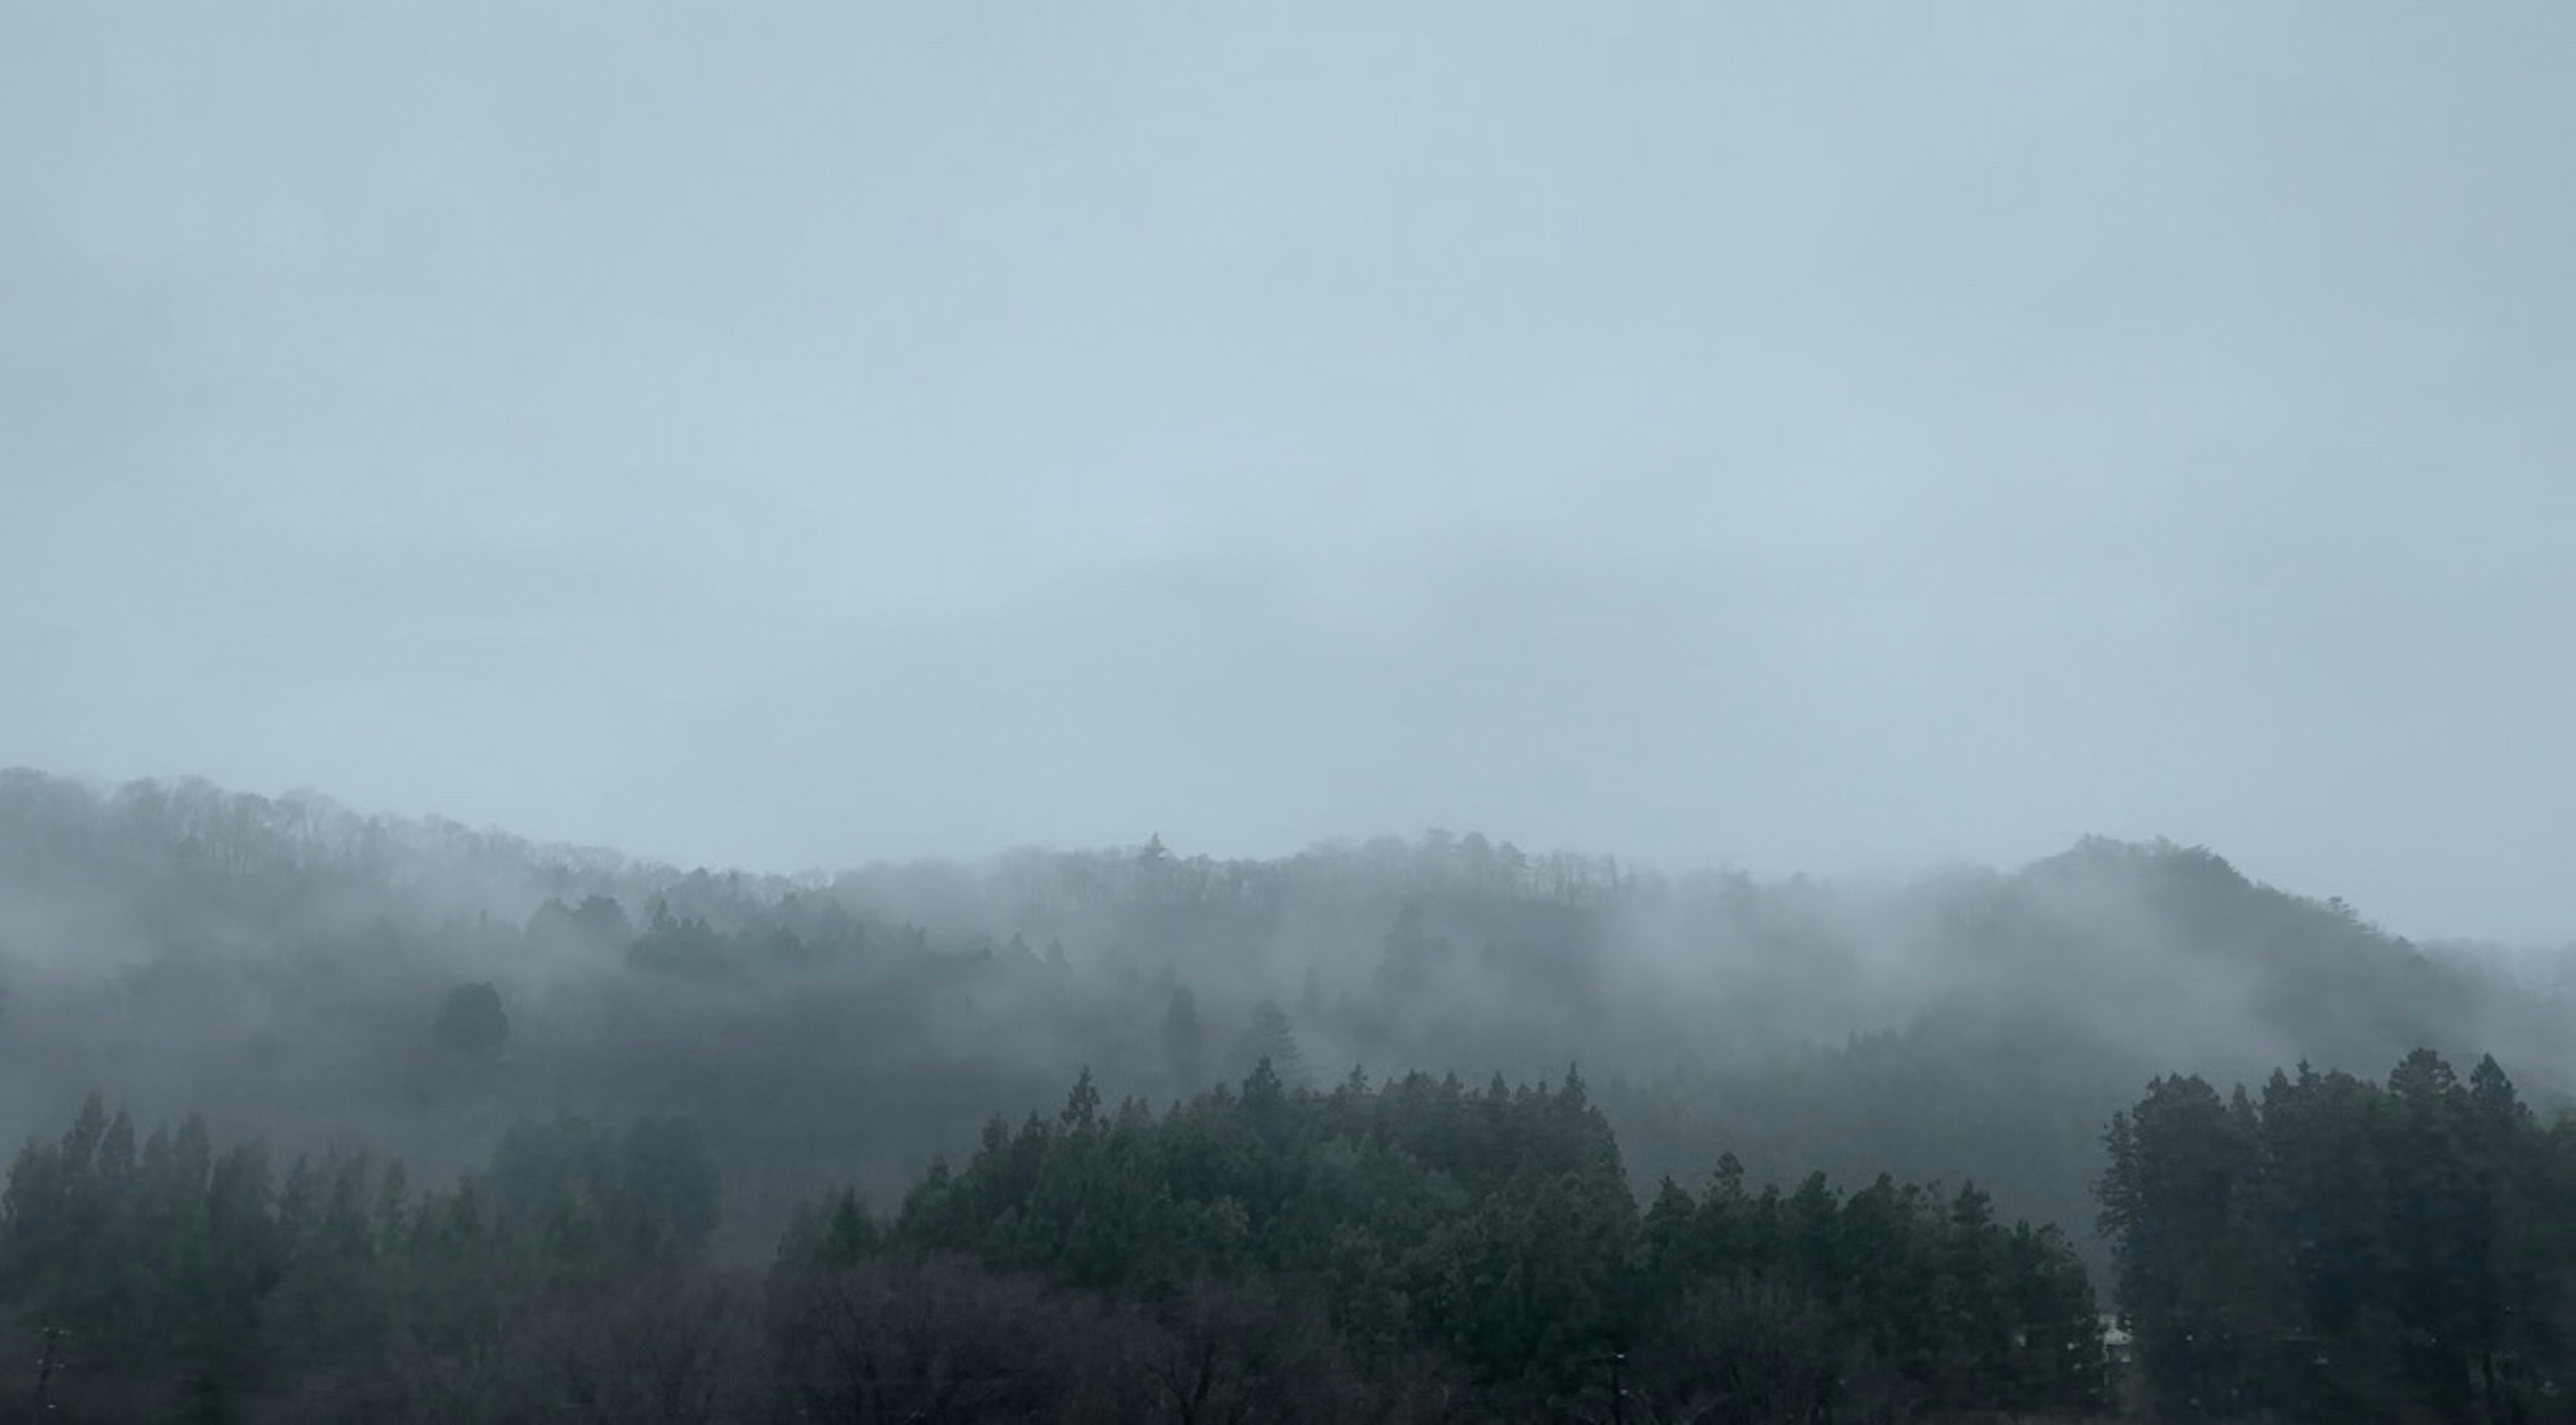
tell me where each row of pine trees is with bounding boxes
[2,1063,2107,1422]
[2098,1049,2576,1422]
[10,1047,2574,1420]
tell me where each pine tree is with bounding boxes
[1246,998,1304,1088]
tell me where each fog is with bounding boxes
[6,7,2576,1418]
[6,3,2573,945]
[3,768,2567,1273]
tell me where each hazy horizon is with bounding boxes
[8,3,2573,944]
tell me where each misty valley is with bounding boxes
[1,769,2571,1422]
[12,0,2571,1414]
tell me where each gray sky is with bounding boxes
[5,3,2571,943]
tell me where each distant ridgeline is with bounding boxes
[1,768,2571,1410]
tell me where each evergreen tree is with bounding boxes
[2102,1049,2576,1422]
[431,981,509,1056]
[1246,998,1305,1088]
[1375,903,1453,1002]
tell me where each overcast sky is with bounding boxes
[5,3,2571,943]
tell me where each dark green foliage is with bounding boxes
[0,1096,283,1415]
[9,768,2576,1418]
[2100,1049,2576,1422]
[1622,1165,2107,1420]
[8,767,2568,1289]
[430,980,508,1055]
[806,1064,2106,1420]
[628,898,741,980]
[0,1099,734,1420]
[483,1112,721,1260]
[1,1079,2106,1419]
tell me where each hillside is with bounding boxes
[1,766,2563,1270]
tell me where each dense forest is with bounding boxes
[0,1066,2110,1420]
[3,768,2573,1419]
[2100,1049,2576,1422]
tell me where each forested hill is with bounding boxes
[1,766,2566,1269]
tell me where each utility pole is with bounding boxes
[30,1327,63,1424]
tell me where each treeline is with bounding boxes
[0,1097,724,1420]
[9,766,2576,1379]
[13,1048,2576,1420]
[837,1062,2109,1420]
[1,1065,2108,1422]
[2099,1049,2576,1422]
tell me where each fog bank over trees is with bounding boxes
[4,768,2565,1268]
[5,767,2573,1417]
